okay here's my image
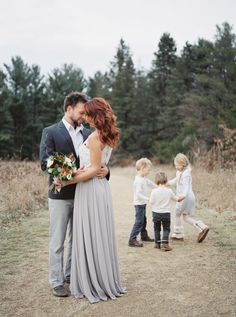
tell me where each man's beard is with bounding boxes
[73,120,83,128]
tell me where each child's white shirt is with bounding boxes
[133,175,156,205]
[149,187,178,213]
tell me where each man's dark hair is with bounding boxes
[63,92,88,112]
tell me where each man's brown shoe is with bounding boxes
[162,243,172,251]
[128,240,143,247]
[53,285,69,297]
[198,227,209,243]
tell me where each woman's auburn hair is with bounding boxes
[84,97,120,148]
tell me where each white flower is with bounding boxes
[67,174,72,180]
[48,168,53,173]
[64,157,72,166]
[47,157,54,168]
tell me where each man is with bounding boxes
[40,92,108,297]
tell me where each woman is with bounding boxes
[60,97,125,303]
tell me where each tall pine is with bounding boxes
[109,39,136,157]
[43,64,86,126]
[0,69,14,157]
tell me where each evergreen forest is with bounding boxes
[0,22,235,163]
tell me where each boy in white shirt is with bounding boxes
[128,158,156,247]
[150,172,184,251]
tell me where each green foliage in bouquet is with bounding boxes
[46,153,77,193]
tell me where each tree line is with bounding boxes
[0,22,235,162]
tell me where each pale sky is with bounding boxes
[0,0,235,78]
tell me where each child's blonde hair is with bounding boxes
[135,157,152,171]
[155,172,168,185]
[174,153,190,168]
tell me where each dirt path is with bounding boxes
[1,167,236,317]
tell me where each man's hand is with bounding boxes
[53,178,63,191]
[96,166,109,179]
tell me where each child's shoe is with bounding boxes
[128,240,143,247]
[162,243,172,251]
[172,226,184,241]
[171,236,184,241]
[154,243,161,249]
[197,227,209,243]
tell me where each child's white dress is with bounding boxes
[169,166,195,215]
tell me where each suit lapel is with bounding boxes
[58,121,77,158]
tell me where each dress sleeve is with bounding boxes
[168,177,177,186]
[180,174,191,197]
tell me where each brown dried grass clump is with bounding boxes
[192,165,236,212]
[204,125,236,171]
[0,160,48,228]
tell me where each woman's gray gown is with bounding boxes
[70,143,125,303]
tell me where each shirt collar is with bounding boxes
[62,117,84,133]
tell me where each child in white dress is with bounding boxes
[168,153,209,243]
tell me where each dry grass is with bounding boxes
[0,161,235,229]
[192,166,236,213]
[0,160,47,227]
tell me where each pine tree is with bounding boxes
[214,22,236,128]
[109,39,136,157]
[86,71,111,100]
[148,33,179,161]
[24,65,46,158]
[44,64,86,126]
[0,69,14,157]
[4,56,32,158]
[179,36,227,153]
[132,69,153,157]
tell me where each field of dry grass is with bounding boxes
[0,161,235,228]
[0,161,235,317]
[0,161,47,227]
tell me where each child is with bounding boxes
[168,153,209,243]
[128,158,156,247]
[149,172,184,251]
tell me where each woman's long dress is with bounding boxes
[70,143,125,303]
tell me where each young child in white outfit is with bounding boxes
[128,158,156,247]
[168,153,209,243]
[150,172,184,251]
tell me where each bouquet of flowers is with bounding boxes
[46,153,77,193]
